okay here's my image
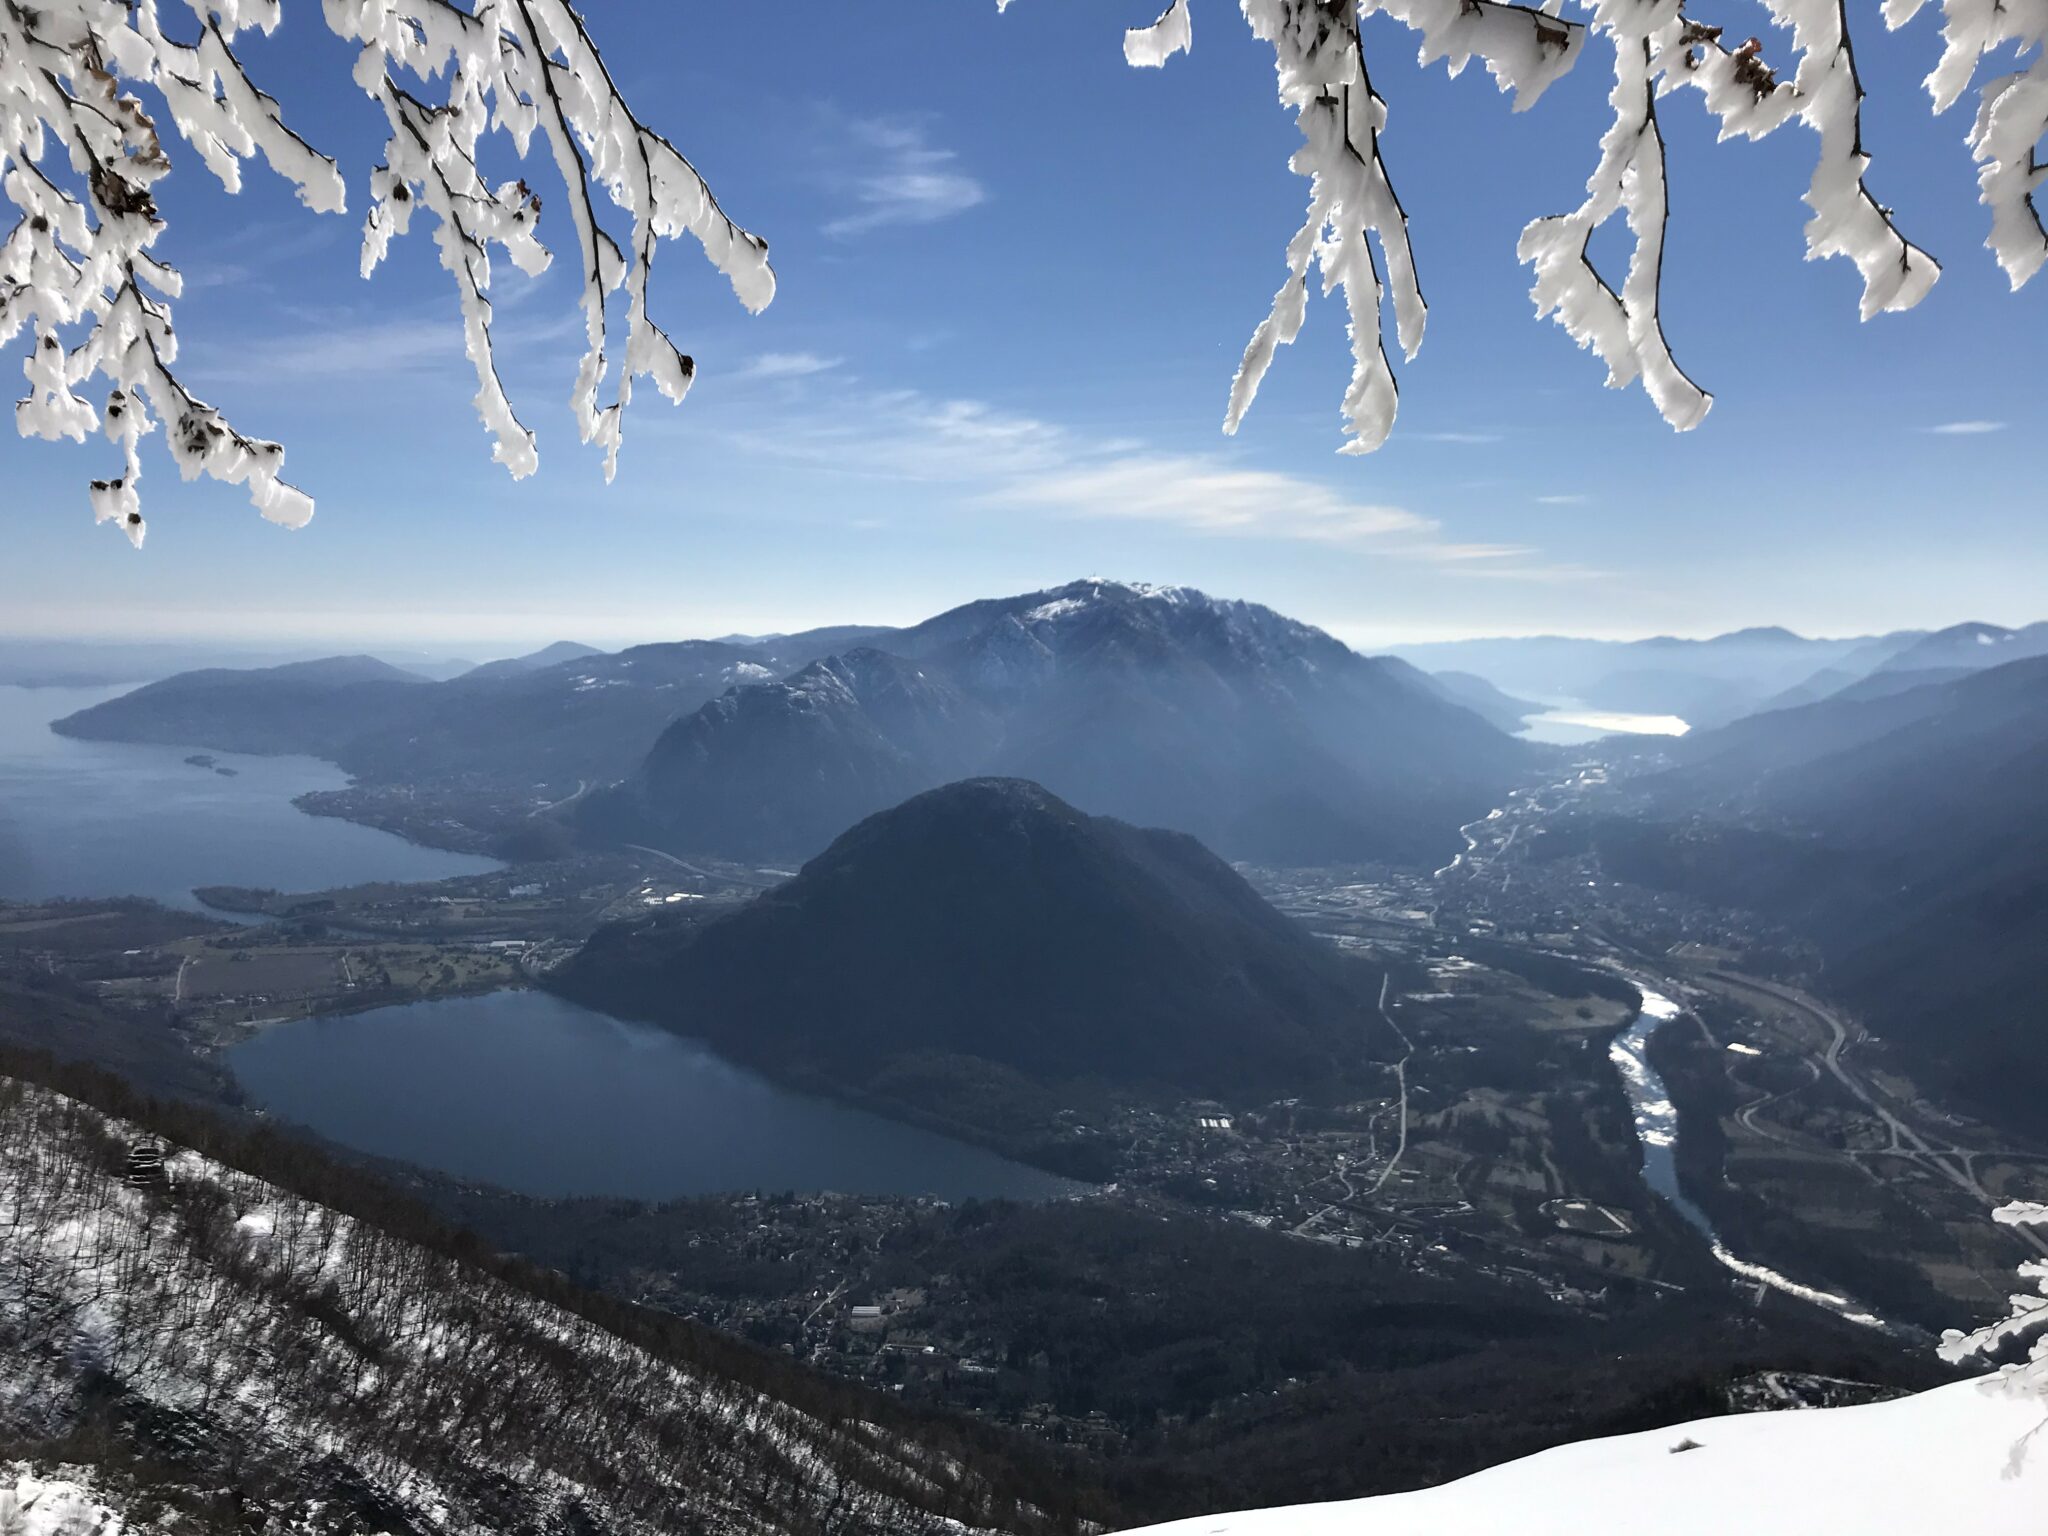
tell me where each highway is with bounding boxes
[623,843,717,879]
[1291,971,1415,1238]
[1703,970,2046,1257]
[1367,970,1416,1196]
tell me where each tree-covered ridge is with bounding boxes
[0,1052,1081,1535]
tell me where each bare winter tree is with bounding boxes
[5,0,2044,541]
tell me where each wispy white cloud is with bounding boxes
[191,314,468,384]
[821,114,986,237]
[1409,430,1503,445]
[719,381,1577,572]
[1927,419,2006,435]
[736,351,844,381]
[994,456,1432,547]
[1535,493,1588,505]
[191,302,584,387]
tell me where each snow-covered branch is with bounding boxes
[1224,0,1426,455]
[1886,0,2048,288]
[1941,1201,2048,1471]
[1034,0,2000,447]
[3,0,770,544]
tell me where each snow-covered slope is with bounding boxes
[0,1074,1050,1535]
[0,1465,130,1535]
[1116,1378,2043,1536]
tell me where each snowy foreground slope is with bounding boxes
[0,1074,1045,1535]
[1118,1377,2044,1536]
[0,1465,131,1535]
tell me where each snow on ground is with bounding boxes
[0,1465,126,1534]
[1115,1378,2046,1536]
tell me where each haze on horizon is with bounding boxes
[3,596,2043,665]
[6,7,2043,656]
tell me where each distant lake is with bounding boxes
[1519,708,1691,746]
[230,990,1079,1202]
[0,684,497,909]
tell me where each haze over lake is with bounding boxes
[0,684,497,908]
[231,991,1080,1202]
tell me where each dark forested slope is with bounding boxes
[1610,656,2048,1138]
[559,779,1376,1159]
[586,579,1528,867]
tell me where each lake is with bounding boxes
[1519,708,1691,746]
[230,990,1079,1202]
[0,684,498,909]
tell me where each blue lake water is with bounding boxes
[2,681,1074,1202]
[1518,707,1691,747]
[230,990,1079,1202]
[0,684,497,909]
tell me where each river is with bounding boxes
[0,684,497,908]
[229,991,1079,1202]
[1610,978,1889,1331]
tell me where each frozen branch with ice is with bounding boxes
[1031,0,2001,447]
[1224,0,1426,456]
[2,0,770,544]
[1886,0,2048,288]
[1940,1202,2048,1472]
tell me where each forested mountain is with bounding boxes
[458,638,603,680]
[584,579,1527,867]
[1867,620,2048,678]
[1405,666,1542,732]
[559,778,1376,1166]
[53,638,833,790]
[581,650,994,861]
[53,581,1521,867]
[49,655,432,758]
[0,1057,1076,1535]
[1609,656,2048,1137]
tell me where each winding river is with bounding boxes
[1610,978,1889,1331]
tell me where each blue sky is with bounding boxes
[6,0,2043,655]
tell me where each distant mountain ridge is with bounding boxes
[51,579,1529,866]
[458,638,603,681]
[52,634,858,792]
[1388,628,1930,727]
[1392,620,2048,729]
[1611,654,2048,1139]
[558,778,1378,1169]
[581,578,1530,868]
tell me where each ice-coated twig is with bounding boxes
[2,0,336,545]
[3,0,770,543]
[1940,1202,2048,1473]
[1226,0,1427,455]
[1520,27,1710,432]
[1661,0,1939,319]
[1127,0,1195,66]
[1026,0,1965,446]
[1886,0,2048,288]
